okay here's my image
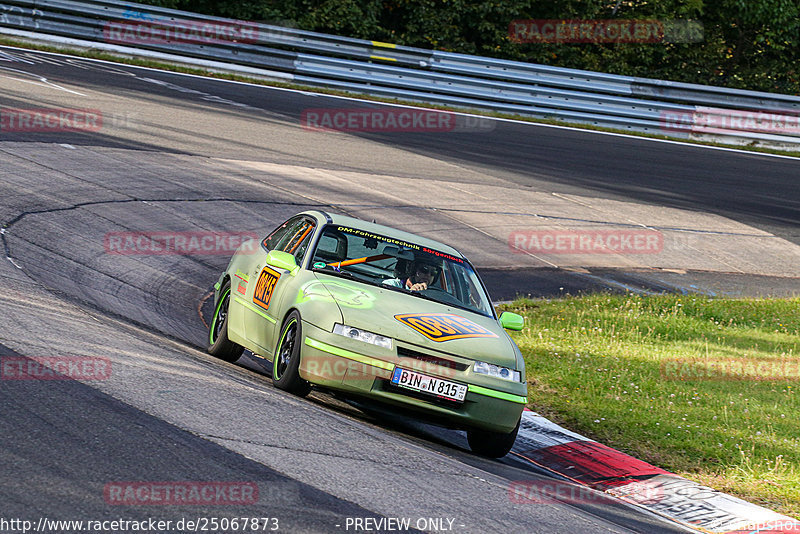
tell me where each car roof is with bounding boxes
[303,210,465,259]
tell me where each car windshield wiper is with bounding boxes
[312,266,357,280]
[314,269,491,317]
[388,286,492,317]
[406,288,457,307]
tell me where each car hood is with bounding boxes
[312,274,517,367]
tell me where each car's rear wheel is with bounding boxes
[207,280,244,362]
[467,418,520,458]
[272,310,311,397]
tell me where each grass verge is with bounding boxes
[503,294,800,518]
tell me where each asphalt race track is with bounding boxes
[1,46,798,533]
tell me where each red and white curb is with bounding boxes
[510,409,800,533]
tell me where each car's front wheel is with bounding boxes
[467,418,520,458]
[207,280,244,363]
[272,310,311,397]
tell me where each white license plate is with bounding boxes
[391,367,467,402]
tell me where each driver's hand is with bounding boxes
[408,282,428,291]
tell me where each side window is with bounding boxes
[284,220,315,263]
[261,216,315,264]
[262,216,305,252]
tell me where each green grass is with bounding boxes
[504,294,800,518]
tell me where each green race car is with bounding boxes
[208,211,527,457]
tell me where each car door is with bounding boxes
[243,216,316,355]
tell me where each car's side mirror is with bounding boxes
[266,250,300,275]
[499,311,524,331]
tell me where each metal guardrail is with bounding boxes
[2,0,800,147]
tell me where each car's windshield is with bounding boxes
[310,225,493,317]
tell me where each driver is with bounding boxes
[383,258,440,292]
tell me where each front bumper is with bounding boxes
[298,322,526,433]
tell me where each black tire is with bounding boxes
[207,280,244,363]
[467,418,520,458]
[272,311,311,397]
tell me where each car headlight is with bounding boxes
[333,324,393,350]
[473,361,521,382]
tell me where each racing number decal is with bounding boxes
[394,313,498,342]
[253,266,281,311]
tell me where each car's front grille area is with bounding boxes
[396,346,470,372]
